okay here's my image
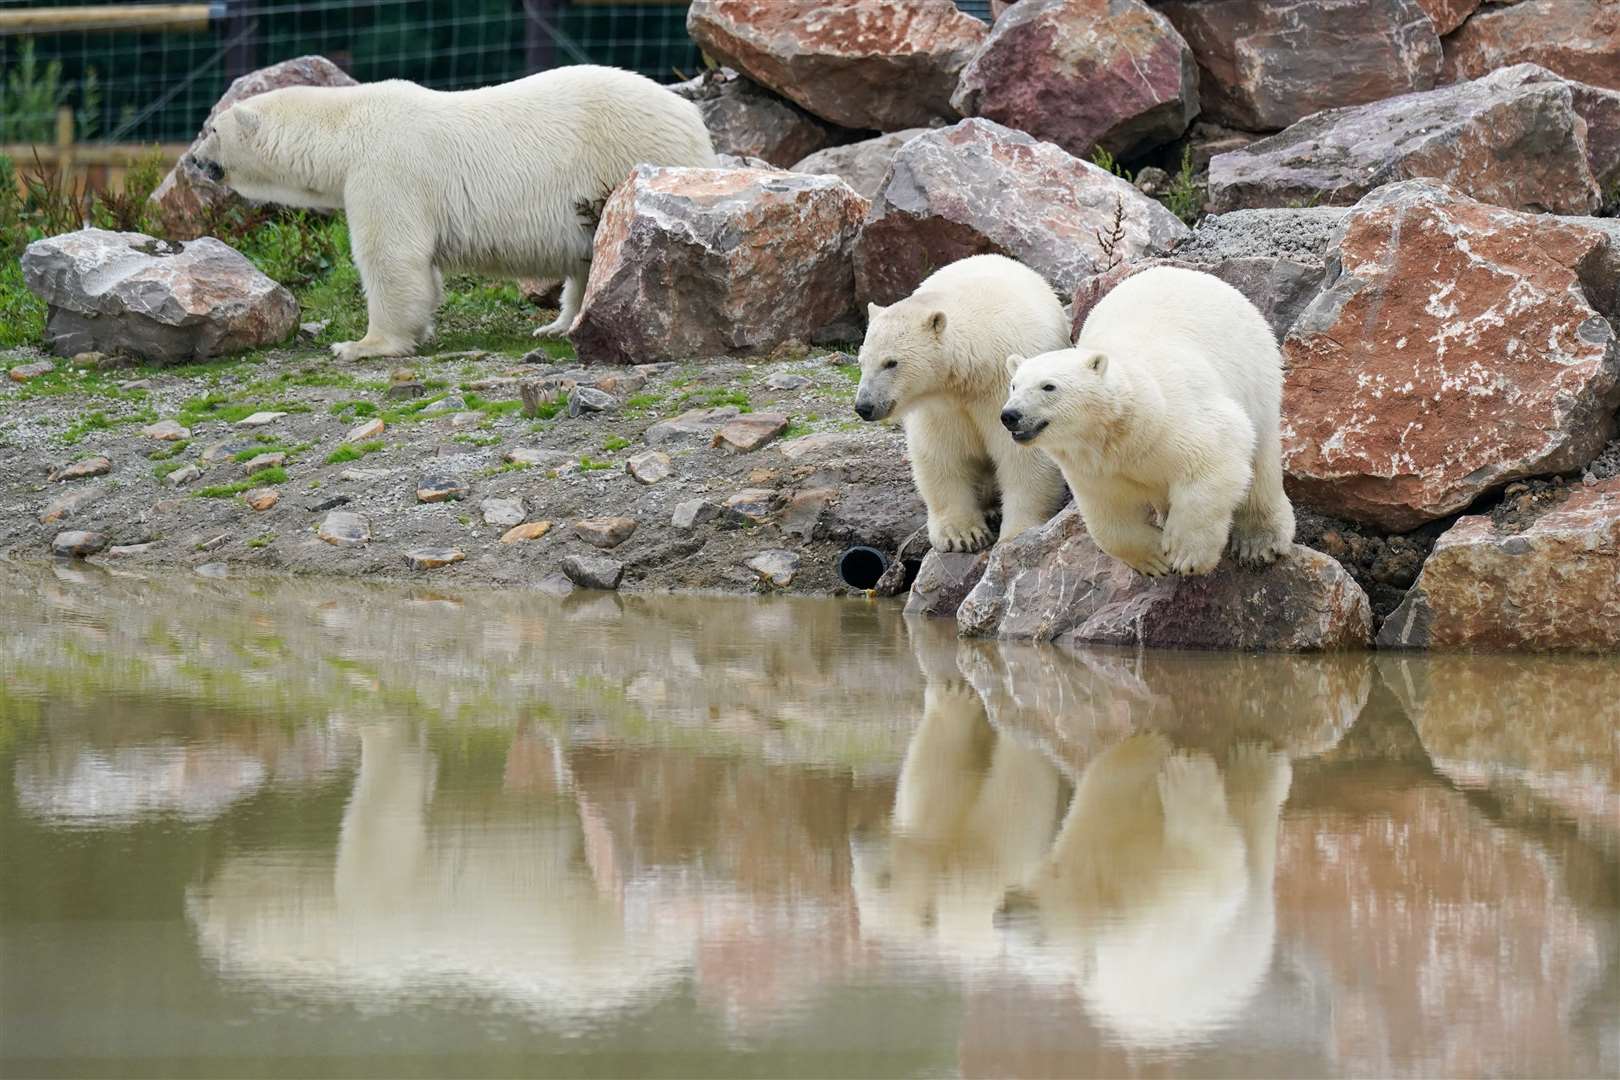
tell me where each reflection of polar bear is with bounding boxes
[1000,266,1295,575]
[852,254,1070,552]
[1017,733,1291,1046]
[189,66,716,359]
[851,675,1065,958]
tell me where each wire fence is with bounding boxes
[2,0,996,148]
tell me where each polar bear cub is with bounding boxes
[853,255,1070,552]
[1000,266,1295,576]
[189,65,717,360]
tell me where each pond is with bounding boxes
[1,564,1615,1079]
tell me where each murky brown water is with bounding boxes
[1,563,1616,1079]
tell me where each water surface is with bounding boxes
[1,564,1616,1078]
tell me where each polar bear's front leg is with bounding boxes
[1161,416,1253,575]
[987,438,1066,543]
[907,412,993,553]
[332,211,436,362]
[1076,493,1169,577]
[533,269,587,339]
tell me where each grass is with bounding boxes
[229,441,287,462]
[177,393,310,428]
[672,386,752,413]
[577,456,614,472]
[601,435,631,452]
[247,532,276,549]
[147,439,190,460]
[194,466,287,498]
[152,459,188,481]
[62,407,156,444]
[525,392,569,421]
[330,399,379,418]
[324,440,384,465]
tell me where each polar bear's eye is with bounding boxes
[882,360,898,370]
[1041,383,1056,392]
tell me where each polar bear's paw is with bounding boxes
[532,317,573,339]
[929,516,993,553]
[1225,741,1292,812]
[1162,523,1226,576]
[1120,549,1172,577]
[331,338,414,363]
[1158,749,1229,826]
[1230,526,1292,567]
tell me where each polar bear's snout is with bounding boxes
[1000,408,1048,444]
[852,383,893,422]
[187,154,225,184]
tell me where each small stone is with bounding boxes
[298,320,330,340]
[39,484,107,524]
[904,550,992,617]
[240,451,285,473]
[105,541,158,557]
[237,411,286,427]
[500,521,553,543]
[338,468,392,483]
[672,498,719,530]
[764,372,812,391]
[9,360,53,381]
[746,468,780,486]
[590,372,646,397]
[318,511,370,546]
[1134,166,1171,195]
[384,381,425,400]
[505,446,569,468]
[645,406,742,447]
[195,532,230,552]
[200,439,250,461]
[481,497,526,526]
[567,386,618,416]
[49,456,111,482]
[195,562,229,579]
[305,493,351,511]
[574,516,638,549]
[562,553,624,591]
[68,352,107,368]
[51,530,108,558]
[781,487,836,541]
[450,411,483,429]
[626,450,673,485]
[142,419,190,441]
[164,463,202,487]
[712,412,790,453]
[118,378,153,391]
[404,547,465,570]
[344,418,385,442]
[745,549,801,587]
[416,476,469,503]
[536,572,575,597]
[724,488,780,522]
[243,488,279,511]
[421,396,465,414]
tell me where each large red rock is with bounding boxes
[685,0,986,131]
[669,66,845,168]
[955,506,1372,651]
[853,118,1190,306]
[791,129,928,200]
[1416,0,1479,35]
[1154,0,1440,131]
[1281,181,1620,531]
[950,0,1198,160]
[1377,479,1620,651]
[1441,0,1620,92]
[149,56,355,240]
[571,166,867,366]
[1209,64,1620,214]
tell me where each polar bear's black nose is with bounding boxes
[854,401,876,421]
[1000,408,1022,431]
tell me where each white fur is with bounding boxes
[853,255,1070,552]
[191,66,716,360]
[1001,266,1295,576]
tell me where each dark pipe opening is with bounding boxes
[901,559,923,590]
[837,545,889,590]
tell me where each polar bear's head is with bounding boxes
[853,298,954,422]
[999,348,1115,448]
[187,90,345,210]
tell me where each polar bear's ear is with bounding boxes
[233,106,263,140]
[1004,353,1024,378]
[926,311,947,336]
[866,302,884,321]
[1085,351,1108,375]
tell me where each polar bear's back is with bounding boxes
[1079,266,1282,432]
[914,254,1070,366]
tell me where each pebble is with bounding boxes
[318,511,370,546]
[49,456,112,482]
[646,406,740,447]
[404,547,465,570]
[240,451,285,473]
[712,412,789,453]
[822,351,855,367]
[195,533,230,551]
[505,447,568,468]
[746,549,801,587]
[51,530,108,558]
[338,468,392,483]
[671,499,719,530]
[105,542,159,557]
[164,463,202,487]
[568,386,618,416]
[68,352,108,368]
[40,484,107,524]
[500,521,553,543]
[118,379,153,391]
[384,381,425,400]
[243,488,279,511]
[781,487,836,541]
[449,411,483,429]
[9,360,53,382]
[481,497,527,526]
[416,476,469,503]
[422,396,465,415]
[237,411,287,428]
[200,440,251,462]
[142,419,191,441]
[535,572,575,597]
[298,320,330,340]
[344,418,385,442]
[764,372,812,391]
[305,494,351,512]
[626,450,672,485]
[574,516,638,549]
[724,488,780,522]
[562,553,624,591]
[195,562,229,579]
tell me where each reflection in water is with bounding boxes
[1,564,1616,1078]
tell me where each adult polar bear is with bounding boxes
[189,66,716,360]
[1000,266,1295,576]
[853,255,1070,552]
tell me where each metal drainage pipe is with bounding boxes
[836,545,890,591]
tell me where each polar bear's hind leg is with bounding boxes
[533,267,588,339]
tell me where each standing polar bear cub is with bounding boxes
[854,255,1070,552]
[1000,266,1295,575]
[189,66,717,360]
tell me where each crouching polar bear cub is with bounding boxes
[1000,266,1295,576]
[189,66,716,360]
[854,255,1070,552]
